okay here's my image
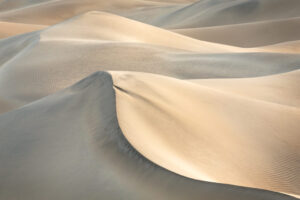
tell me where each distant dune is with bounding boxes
[173,17,300,47]
[0,21,45,38]
[0,0,299,199]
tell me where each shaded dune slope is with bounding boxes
[173,17,300,47]
[0,71,297,200]
[125,0,300,29]
[0,0,299,199]
[1,12,300,114]
[0,0,193,25]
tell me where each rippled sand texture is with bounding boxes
[0,0,299,199]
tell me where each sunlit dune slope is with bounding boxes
[112,71,300,196]
[0,71,297,200]
[40,11,239,52]
[1,12,300,114]
[0,0,299,199]
[0,21,45,38]
[0,0,193,25]
[190,70,300,107]
[261,40,300,54]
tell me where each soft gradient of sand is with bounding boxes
[0,0,299,199]
[112,70,300,196]
[0,21,45,38]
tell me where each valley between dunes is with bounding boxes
[0,0,299,199]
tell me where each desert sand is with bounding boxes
[0,0,299,199]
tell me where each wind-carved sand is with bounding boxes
[112,71,300,196]
[0,0,299,199]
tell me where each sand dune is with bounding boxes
[40,11,240,52]
[125,0,300,28]
[0,71,297,200]
[190,70,300,107]
[112,71,300,196]
[261,40,300,54]
[0,0,187,25]
[173,17,300,47]
[0,21,45,38]
[0,0,299,199]
[1,34,300,113]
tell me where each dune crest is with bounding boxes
[0,71,296,200]
[112,71,300,196]
[0,0,299,199]
[173,17,300,47]
[40,11,242,53]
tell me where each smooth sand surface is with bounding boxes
[173,17,300,47]
[0,0,299,199]
[0,21,45,38]
[112,70,300,196]
[125,0,300,28]
[0,72,296,200]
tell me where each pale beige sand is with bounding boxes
[0,0,299,199]
[112,71,300,196]
[0,21,45,38]
[190,70,300,107]
[261,40,300,54]
[40,11,242,53]
[0,72,295,200]
[0,0,191,25]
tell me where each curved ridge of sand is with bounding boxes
[1,33,300,114]
[173,17,300,48]
[0,71,297,200]
[0,21,45,38]
[1,13,300,114]
[125,0,300,29]
[0,0,190,25]
[39,11,242,53]
[111,71,300,196]
[0,0,300,199]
